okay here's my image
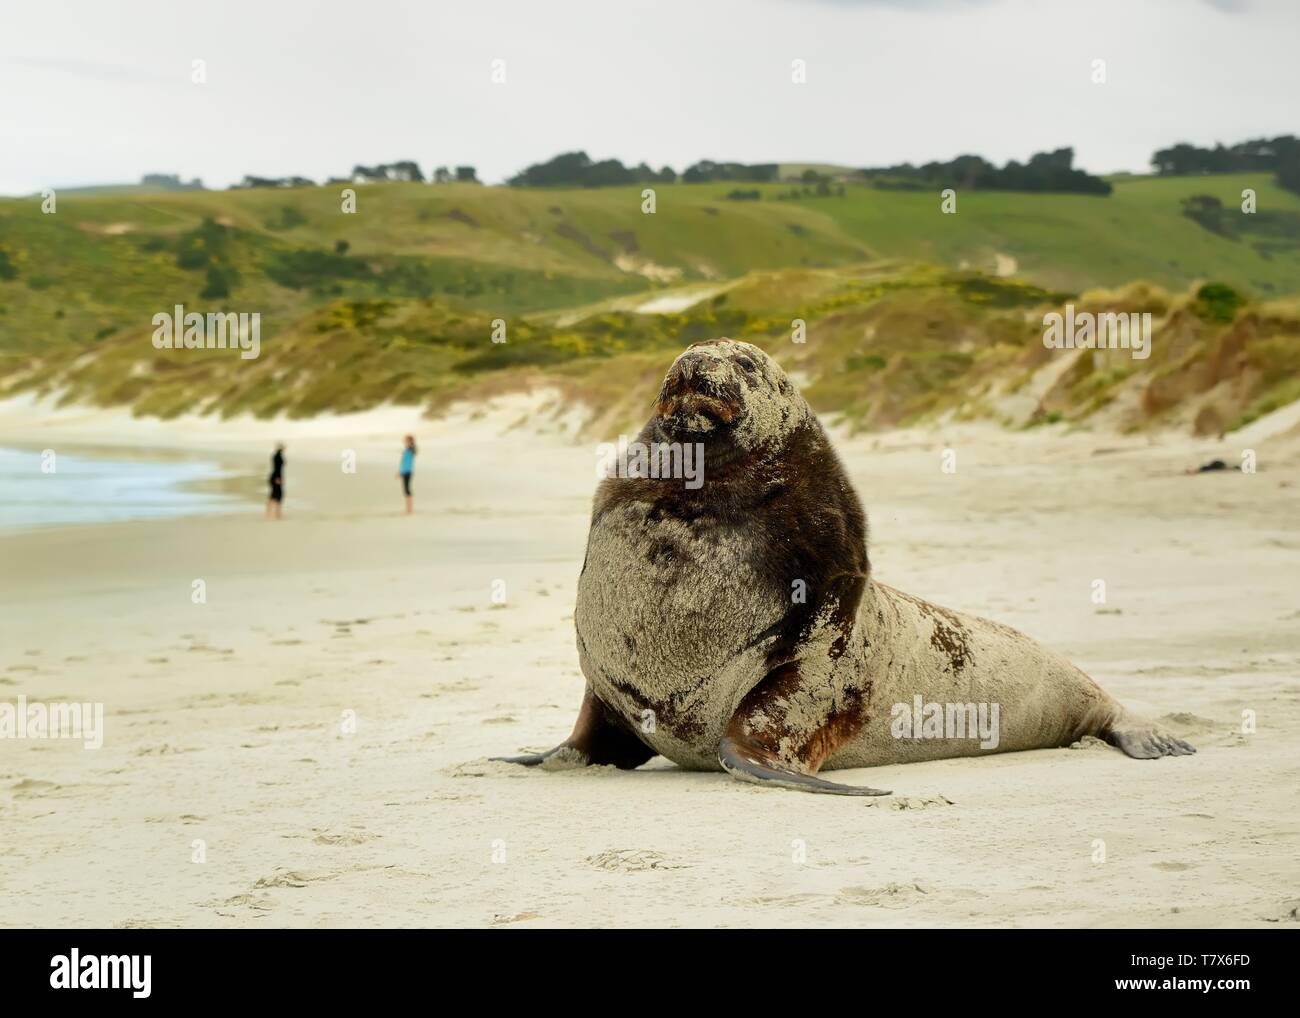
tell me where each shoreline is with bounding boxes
[0,442,255,534]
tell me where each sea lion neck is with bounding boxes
[591,415,838,529]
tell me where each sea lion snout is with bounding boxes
[653,338,807,449]
[656,349,746,432]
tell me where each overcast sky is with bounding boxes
[2,0,1296,194]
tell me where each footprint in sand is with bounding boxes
[427,791,484,802]
[443,758,518,778]
[1159,712,1219,736]
[586,849,690,872]
[433,679,479,693]
[1152,861,1194,871]
[253,869,337,889]
[133,744,199,756]
[731,892,825,907]
[835,881,981,908]
[312,831,377,846]
[491,911,542,925]
[11,778,59,797]
[838,882,931,907]
[214,893,275,913]
[865,795,955,810]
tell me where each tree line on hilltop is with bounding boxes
[1152,135,1300,196]
[863,147,1111,195]
[506,148,1113,195]
[233,161,480,189]
[504,152,790,187]
[142,134,1300,197]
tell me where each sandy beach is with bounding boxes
[2,395,1298,928]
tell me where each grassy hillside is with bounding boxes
[0,182,868,355]
[800,172,1300,296]
[3,173,1298,346]
[0,175,1297,434]
[5,255,1296,438]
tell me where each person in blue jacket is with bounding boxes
[397,435,417,514]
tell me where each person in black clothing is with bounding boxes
[266,443,285,520]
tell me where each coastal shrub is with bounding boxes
[175,217,231,270]
[265,205,308,231]
[264,247,372,290]
[1192,283,1246,323]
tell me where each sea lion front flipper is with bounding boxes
[492,750,554,767]
[719,737,890,796]
[718,660,890,796]
[493,686,655,770]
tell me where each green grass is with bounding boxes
[789,172,1300,296]
[1,176,1298,433]
[0,181,871,354]
[3,174,1297,355]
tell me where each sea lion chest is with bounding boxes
[574,501,784,767]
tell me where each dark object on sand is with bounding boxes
[1187,459,1240,474]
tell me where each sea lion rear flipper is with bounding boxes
[492,686,655,770]
[1104,713,1197,759]
[719,737,890,796]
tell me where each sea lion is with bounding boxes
[496,339,1195,794]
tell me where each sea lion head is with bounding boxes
[653,338,808,454]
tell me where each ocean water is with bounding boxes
[0,446,242,530]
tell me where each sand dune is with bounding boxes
[2,401,1298,928]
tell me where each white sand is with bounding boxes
[2,398,1298,928]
